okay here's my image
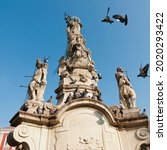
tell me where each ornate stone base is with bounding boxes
[8,99,149,150]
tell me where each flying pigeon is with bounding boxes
[112,14,128,26]
[101,7,114,24]
[137,64,150,78]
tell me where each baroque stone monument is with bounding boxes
[7,15,150,150]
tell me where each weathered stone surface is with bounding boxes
[7,15,149,150]
[55,14,102,108]
[8,99,149,150]
[115,67,136,109]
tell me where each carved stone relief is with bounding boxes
[135,128,149,140]
[55,14,102,106]
[7,124,36,150]
[54,108,120,150]
[135,128,150,150]
[66,136,104,150]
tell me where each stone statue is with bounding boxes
[65,14,82,55]
[58,57,69,79]
[55,14,102,106]
[21,57,50,114]
[115,67,136,109]
[27,57,48,101]
[38,59,48,100]
[65,14,94,68]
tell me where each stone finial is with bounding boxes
[64,12,82,28]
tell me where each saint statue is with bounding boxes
[115,67,136,109]
[27,57,48,101]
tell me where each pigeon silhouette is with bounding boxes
[101,7,114,24]
[47,96,53,103]
[44,56,49,63]
[141,108,146,116]
[137,64,149,78]
[98,73,102,80]
[112,14,128,26]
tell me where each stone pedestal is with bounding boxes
[8,99,149,150]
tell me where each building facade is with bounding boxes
[0,127,15,150]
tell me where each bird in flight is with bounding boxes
[101,7,114,24]
[112,14,128,26]
[137,64,150,78]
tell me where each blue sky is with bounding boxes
[0,0,150,127]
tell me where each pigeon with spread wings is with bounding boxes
[112,14,128,26]
[101,7,114,24]
[137,64,150,78]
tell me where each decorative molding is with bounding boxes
[8,124,36,150]
[136,128,149,140]
[17,125,30,138]
[66,136,104,150]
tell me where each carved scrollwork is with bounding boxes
[8,124,36,149]
[136,128,149,140]
[66,136,104,150]
[17,125,30,138]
